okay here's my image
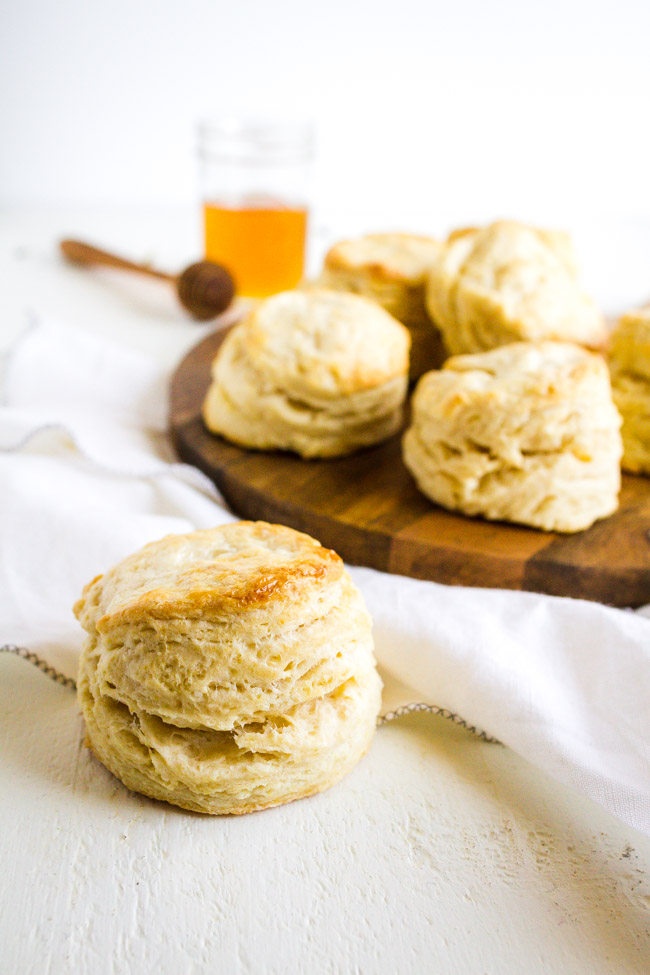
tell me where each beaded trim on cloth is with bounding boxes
[1,644,501,744]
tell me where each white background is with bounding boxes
[2,0,650,226]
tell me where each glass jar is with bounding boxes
[197,120,314,298]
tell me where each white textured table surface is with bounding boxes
[2,207,650,975]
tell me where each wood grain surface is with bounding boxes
[170,328,650,607]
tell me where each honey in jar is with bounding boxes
[198,121,314,299]
[203,198,308,297]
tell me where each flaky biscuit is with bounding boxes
[425,221,606,356]
[203,289,410,458]
[608,304,650,474]
[319,233,445,379]
[402,342,622,532]
[75,521,382,815]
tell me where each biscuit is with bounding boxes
[75,521,382,815]
[203,288,410,458]
[402,342,622,532]
[608,304,650,474]
[426,221,606,356]
[319,232,445,379]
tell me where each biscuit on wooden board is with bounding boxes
[403,341,622,533]
[203,288,410,458]
[426,221,607,356]
[319,232,445,379]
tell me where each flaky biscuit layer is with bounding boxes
[402,342,622,532]
[203,289,410,458]
[425,221,606,357]
[320,232,444,379]
[76,522,382,814]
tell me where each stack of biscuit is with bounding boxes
[402,341,623,532]
[75,521,382,815]
[199,219,628,535]
[319,232,445,379]
[425,220,606,356]
[203,288,410,458]
[608,304,650,474]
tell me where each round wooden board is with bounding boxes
[170,327,650,607]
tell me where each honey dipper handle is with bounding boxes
[60,239,173,281]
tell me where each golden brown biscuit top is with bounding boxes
[242,288,410,396]
[442,221,578,278]
[458,221,578,287]
[427,220,605,352]
[324,232,440,283]
[417,341,612,414]
[74,521,343,630]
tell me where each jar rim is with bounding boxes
[198,118,315,164]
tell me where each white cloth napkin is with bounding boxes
[2,319,649,835]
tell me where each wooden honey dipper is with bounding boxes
[60,239,235,321]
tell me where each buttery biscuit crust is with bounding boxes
[202,289,410,458]
[425,221,606,357]
[402,341,622,532]
[75,522,382,815]
[75,521,343,626]
[323,232,441,283]
[319,232,444,380]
